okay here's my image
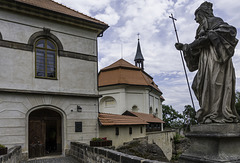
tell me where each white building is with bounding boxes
[98,39,165,131]
[0,0,108,159]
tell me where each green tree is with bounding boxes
[236,91,240,115]
[183,105,197,131]
[162,104,183,128]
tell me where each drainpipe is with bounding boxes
[96,38,99,138]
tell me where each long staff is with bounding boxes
[169,13,195,110]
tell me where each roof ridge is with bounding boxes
[139,69,151,86]
[139,70,162,93]
[133,114,146,122]
[100,59,141,71]
[51,0,107,25]
[128,111,165,123]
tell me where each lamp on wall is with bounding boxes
[77,105,82,112]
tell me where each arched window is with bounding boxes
[104,97,116,108]
[35,39,57,79]
[149,107,153,114]
[132,105,138,112]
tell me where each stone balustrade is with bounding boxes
[0,146,22,163]
[70,142,168,163]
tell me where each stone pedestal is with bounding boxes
[179,123,240,163]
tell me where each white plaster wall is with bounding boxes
[99,86,148,114]
[154,97,159,112]
[99,86,163,118]
[149,91,163,119]
[126,93,144,111]
[59,58,97,94]
[159,101,163,120]
[150,95,154,111]
[0,47,33,90]
[54,31,96,55]
[0,92,99,154]
[99,125,146,147]
[125,87,148,114]
[0,10,99,94]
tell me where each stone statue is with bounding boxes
[175,1,239,123]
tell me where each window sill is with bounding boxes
[35,76,58,80]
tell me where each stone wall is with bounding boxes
[70,142,167,163]
[0,146,22,163]
[147,130,176,161]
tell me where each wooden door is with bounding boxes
[29,120,45,158]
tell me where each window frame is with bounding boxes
[129,127,132,135]
[132,105,138,112]
[75,122,82,132]
[35,38,57,79]
[115,127,119,136]
[149,107,153,114]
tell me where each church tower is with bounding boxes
[134,36,144,70]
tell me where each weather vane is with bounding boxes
[169,13,195,110]
[137,33,140,40]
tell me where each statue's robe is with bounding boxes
[183,16,239,123]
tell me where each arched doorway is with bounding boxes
[29,109,62,158]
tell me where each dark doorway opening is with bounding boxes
[29,109,62,158]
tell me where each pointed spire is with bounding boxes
[134,33,144,70]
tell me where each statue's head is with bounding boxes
[195,1,214,17]
[194,1,214,24]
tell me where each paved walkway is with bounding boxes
[21,156,79,163]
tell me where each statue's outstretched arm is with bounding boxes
[188,34,210,50]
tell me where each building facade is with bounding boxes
[0,0,108,159]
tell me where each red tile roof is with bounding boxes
[101,59,139,71]
[98,59,162,93]
[160,96,165,101]
[15,0,108,26]
[99,113,148,126]
[123,111,165,123]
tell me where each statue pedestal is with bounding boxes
[179,123,240,163]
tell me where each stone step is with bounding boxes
[21,156,79,163]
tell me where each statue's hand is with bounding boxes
[175,43,184,50]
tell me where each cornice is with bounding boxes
[0,0,109,36]
[0,88,101,98]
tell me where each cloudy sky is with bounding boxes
[54,0,240,113]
